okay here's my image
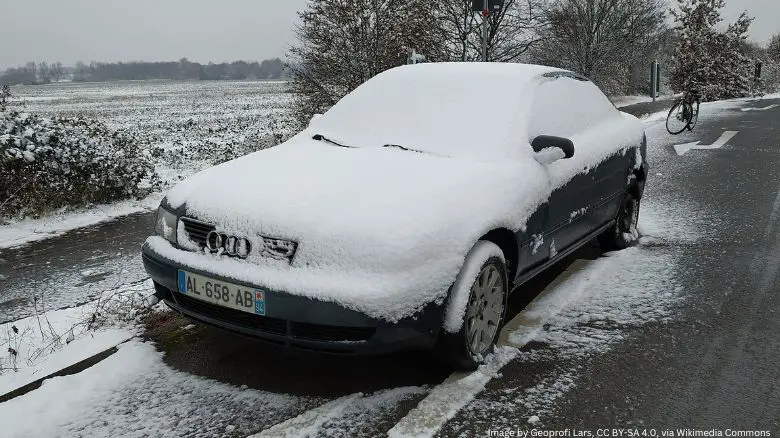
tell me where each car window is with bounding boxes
[528,77,619,140]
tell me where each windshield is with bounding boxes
[306,63,551,161]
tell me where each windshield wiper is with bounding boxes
[312,134,353,148]
[382,144,427,154]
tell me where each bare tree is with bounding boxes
[25,62,37,84]
[37,62,50,83]
[50,62,63,83]
[531,0,668,94]
[288,0,446,126]
[437,0,548,62]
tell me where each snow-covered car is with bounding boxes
[142,63,647,370]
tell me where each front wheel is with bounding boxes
[435,241,508,370]
[598,193,640,251]
[666,100,691,135]
[686,99,700,131]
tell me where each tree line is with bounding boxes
[0,58,288,85]
[290,0,780,124]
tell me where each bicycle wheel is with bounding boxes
[686,99,700,131]
[666,101,691,135]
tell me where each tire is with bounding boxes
[686,99,700,131]
[598,192,641,251]
[434,242,508,371]
[666,100,691,135]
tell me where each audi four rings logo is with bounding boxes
[205,231,252,259]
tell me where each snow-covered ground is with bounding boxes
[0,194,162,250]
[0,281,155,396]
[610,94,675,107]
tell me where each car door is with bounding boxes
[526,76,605,258]
[514,203,549,279]
[590,150,632,228]
[546,171,596,256]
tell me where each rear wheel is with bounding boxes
[666,100,691,135]
[598,192,640,251]
[435,243,508,370]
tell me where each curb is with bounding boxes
[0,342,125,404]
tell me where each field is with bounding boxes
[10,80,295,188]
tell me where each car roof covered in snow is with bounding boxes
[305,62,570,161]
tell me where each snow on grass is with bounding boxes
[0,340,318,438]
[0,280,156,396]
[0,193,161,249]
[610,94,675,107]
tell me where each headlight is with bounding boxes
[154,206,178,244]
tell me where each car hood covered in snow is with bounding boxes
[146,63,644,322]
[151,139,542,321]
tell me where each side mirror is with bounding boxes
[531,135,575,165]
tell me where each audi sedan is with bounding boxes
[142,63,647,370]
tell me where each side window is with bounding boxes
[528,78,618,141]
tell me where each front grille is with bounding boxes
[173,292,288,335]
[291,321,375,342]
[180,217,215,248]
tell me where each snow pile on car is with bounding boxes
[149,63,644,323]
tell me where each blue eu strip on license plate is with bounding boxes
[178,270,187,293]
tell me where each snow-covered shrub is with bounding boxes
[0,110,161,218]
[0,86,11,111]
[762,59,780,93]
[669,0,754,101]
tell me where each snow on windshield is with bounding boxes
[306,63,561,161]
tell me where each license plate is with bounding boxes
[177,270,266,315]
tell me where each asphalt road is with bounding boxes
[0,212,154,322]
[1,96,778,437]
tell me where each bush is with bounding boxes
[0,110,161,218]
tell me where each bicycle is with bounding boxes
[666,90,700,135]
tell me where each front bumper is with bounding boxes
[141,243,443,354]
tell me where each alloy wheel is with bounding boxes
[464,264,505,357]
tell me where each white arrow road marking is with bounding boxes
[741,104,779,112]
[674,130,738,156]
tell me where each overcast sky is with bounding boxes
[0,0,777,69]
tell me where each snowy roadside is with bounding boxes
[610,94,675,107]
[0,280,156,397]
[0,193,162,250]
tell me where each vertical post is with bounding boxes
[482,0,489,62]
[650,60,658,102]
[656,62,661,97]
